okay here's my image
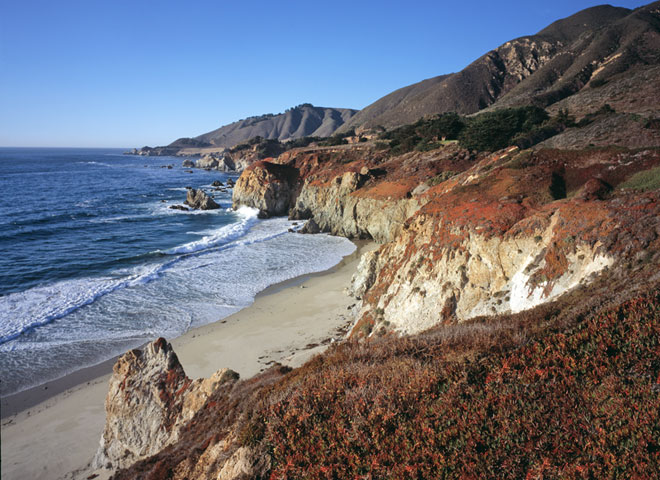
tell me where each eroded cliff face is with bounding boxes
[93,338,240,473]
[232,143,660,337]
[234,143,474,242]
[349,147,660,335]
[290,176,420,242]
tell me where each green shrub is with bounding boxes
[618,166,660,191]
[382,113,466,155]
[459,106,549,152]
[427,171,458,186]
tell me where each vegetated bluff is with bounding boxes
[100,133,660,477]
[340,2,660,131]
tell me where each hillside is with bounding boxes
[340,2,660,131]
[129,104,358,156]
[193,104,357,148]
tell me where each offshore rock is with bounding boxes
[93,338,238,471]
[185,188,220,210]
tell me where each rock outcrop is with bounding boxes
[185,188,220,210]
[288,178,420,242]
[93,338,239,471]
[194,153,237,171]
[231,161,299,216]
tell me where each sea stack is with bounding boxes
[184,188,220,210]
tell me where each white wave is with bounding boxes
[0,260,176,346]
[76,161,113,167]
[163,206,259,254]
[88,214,150,224]
[149,200,232,216]
[0,208,260,345]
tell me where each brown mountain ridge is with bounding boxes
[340,2,660,131]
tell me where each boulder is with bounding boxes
[182,159,195,168]
[211,180,224,187]
[577,178,612,201]
[185,189,220,210]
[196,155,220,169]
[299,218,321,234]
[169,204,189,211]
[289,204,313,220]
[216,155,237,172]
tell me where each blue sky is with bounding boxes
[0,0,651,147]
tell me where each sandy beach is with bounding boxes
[1,240,375,480]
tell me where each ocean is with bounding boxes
[0,148,355,397]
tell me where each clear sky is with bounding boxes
[0,0,651,147]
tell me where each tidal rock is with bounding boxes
[196,155,220,169]
[185,189,220,210]
[169,204,189,211]
[288,204,312,220]
[93,338,239,471]
[217,155,237,172]
[299,218,321,234]
[211,180,224,187]
[182,159,195,168]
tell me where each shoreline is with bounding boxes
[0,238,369,418]
[1,239,376,480]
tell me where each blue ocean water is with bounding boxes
[0,148,355,396]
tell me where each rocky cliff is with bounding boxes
[232,141,660,337]
[348,147,660,335]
